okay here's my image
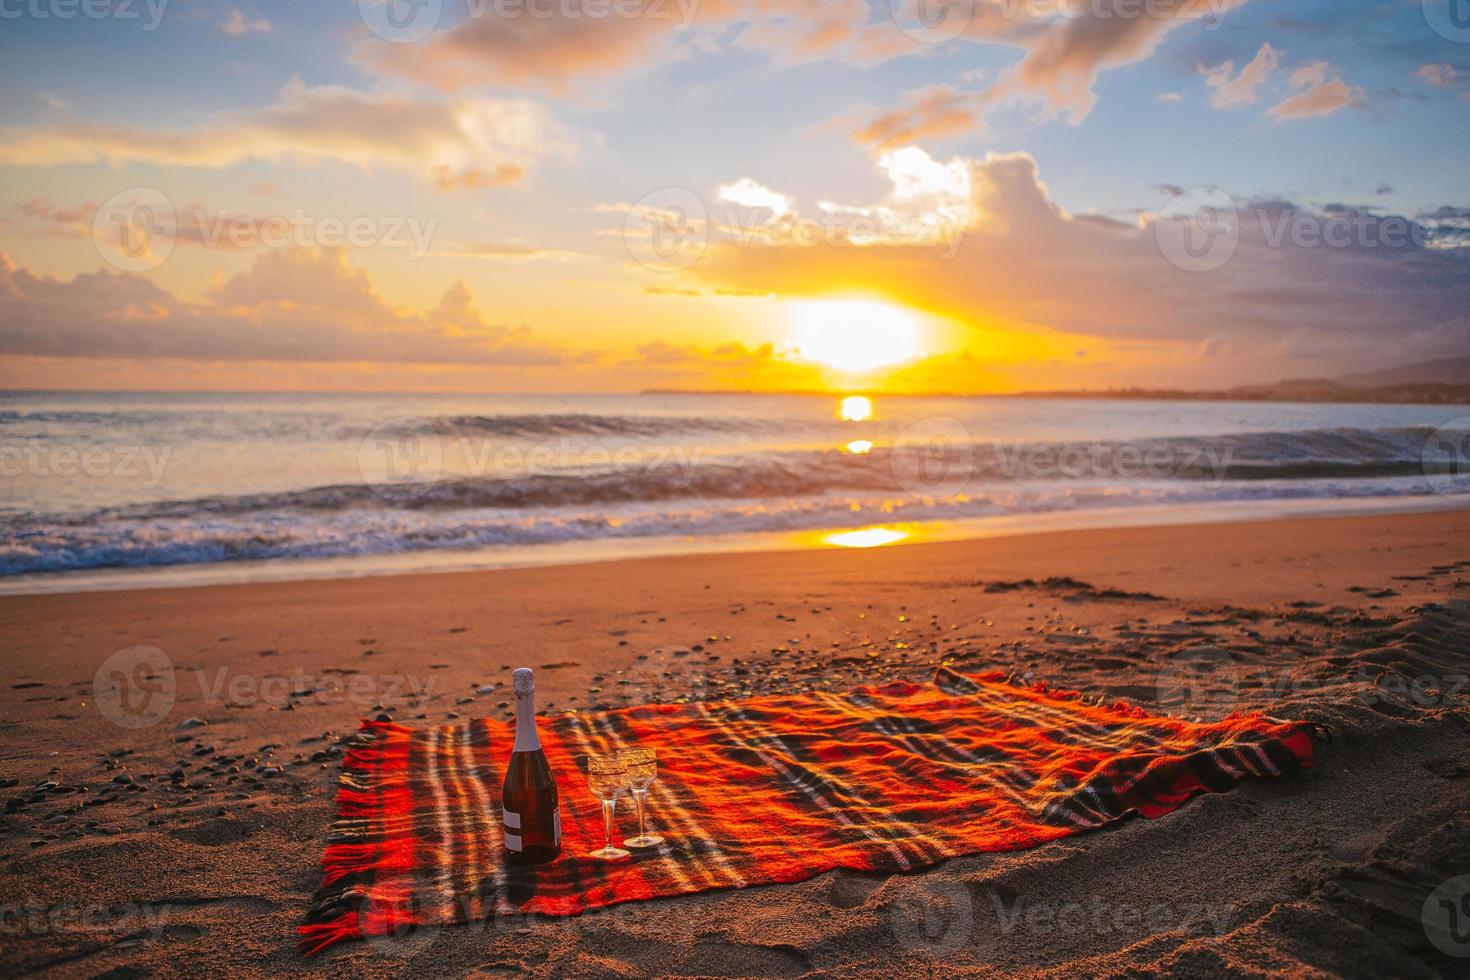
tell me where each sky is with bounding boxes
[0,0,1467,393]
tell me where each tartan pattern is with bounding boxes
[299,668,1319,955]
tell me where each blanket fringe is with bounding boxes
[296,721,403,957]
[297,911,363,958]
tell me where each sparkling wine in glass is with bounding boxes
[586,755,630,861]
[618,748,664,848]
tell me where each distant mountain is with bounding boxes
[1336,355,1470,387]
[644,355,1470,405]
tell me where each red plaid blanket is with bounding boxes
[299,668,1319,955]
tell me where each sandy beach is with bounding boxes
[2,509,1468,977]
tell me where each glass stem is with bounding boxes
[635,789,647,840]
[601,798,616,851]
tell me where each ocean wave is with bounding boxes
[0,475,1444,577]
[1,424,1459,576]
[434,413,774,439]
[16,424,1453,523]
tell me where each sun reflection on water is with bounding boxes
[823,527,910,549]
[844,439,873,454]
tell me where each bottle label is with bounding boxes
[503,807,522,851]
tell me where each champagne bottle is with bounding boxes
[501,667,561,865]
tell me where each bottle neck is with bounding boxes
[513,684,542,752]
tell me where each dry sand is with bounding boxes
[2,509,1468,977]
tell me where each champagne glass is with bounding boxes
[618,748,664,848]
[585,755,630,860]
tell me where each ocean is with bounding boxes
[2,391,1467,593]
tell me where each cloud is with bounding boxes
[621,339,821,389]
[601,147,972,261]
[356,0,913,93]
[850,85,991,152]
[848,0,1249,147]
[1008,0,1250,123]
[358,5,674,93]
[686,149,1470,383]
[0,247,572,365]
[12,198,95,237]
[716,178,793,218]
[432,241,583,261]
[1200,42,1279,109]
[221,8,270,35]
[0,80,574,190]
[632,339,775,365]
[358,0,1248,146]
[1268,62,1365,120]
[1416,63,1460,88]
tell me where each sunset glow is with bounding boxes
[0,3,1461,397]
[794,303,919,374]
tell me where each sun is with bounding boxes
[793,300,919,373]
[839,395,872,422]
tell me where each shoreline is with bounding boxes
[5,492,1467,597]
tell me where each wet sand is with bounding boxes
[2,509,1468,976]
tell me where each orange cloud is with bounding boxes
[0,80,574,190]
[1268,63,1365,120]
[1417,63,1459,88]
[851,86,990,153]
[0,248,571,365]
[357,0,916,92]
[360,9,672,93]
[1200,42,1279,109]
